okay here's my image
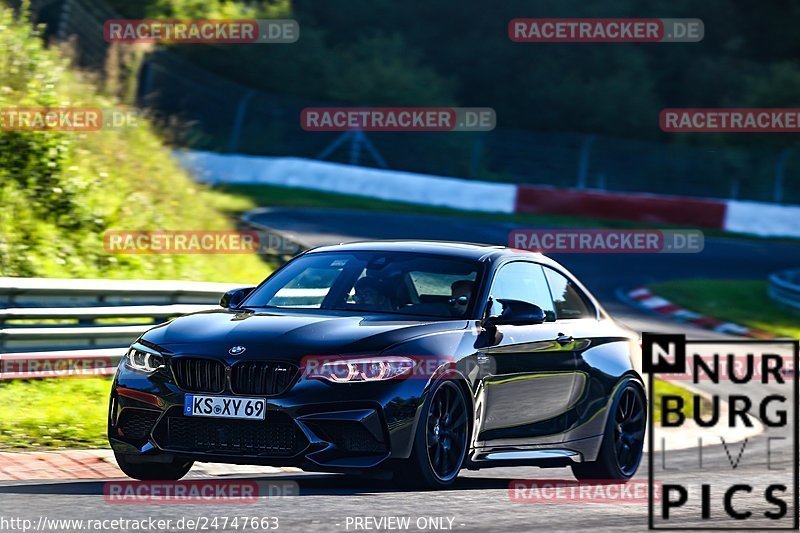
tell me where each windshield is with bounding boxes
[243,252,481,319]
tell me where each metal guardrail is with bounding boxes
[0,277,238,307]
[0,278,240,377]
[768,269,800,314]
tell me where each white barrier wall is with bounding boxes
[176,150,517,214]
[724,199,800,238]
[176,150,800,239]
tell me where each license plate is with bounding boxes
[184,395,266,420]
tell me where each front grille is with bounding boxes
[160,413,303,455]
[117,408,160,441]
[172,358,226,393]
[231,361,298,396]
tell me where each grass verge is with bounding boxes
[0,378,111,450]
[649,279,800,339]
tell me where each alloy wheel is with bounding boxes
[425,381,468,482]
[613,387,645,476]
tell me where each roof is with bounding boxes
[306,240,550,263]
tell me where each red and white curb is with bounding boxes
[625,286,772,338]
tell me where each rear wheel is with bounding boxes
[114,452,193,481]
[397,379,469,489]
[571,380,646,482]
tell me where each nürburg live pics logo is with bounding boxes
[643,333,798,530]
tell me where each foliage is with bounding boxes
[0,6,268,283]
[106,0,290,19]
[102,0,800,149]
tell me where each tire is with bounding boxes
[114,452,194,481]
[396,379,470,490]
[571,379,646,482]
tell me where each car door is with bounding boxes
[541,266,603,432]
[475,261,583,447]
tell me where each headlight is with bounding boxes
[304,356,415,383]
[126,343,165,373]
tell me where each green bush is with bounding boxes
[0,6,267,283]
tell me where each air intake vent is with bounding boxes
[162,413,303,455]
[117,408,160,441]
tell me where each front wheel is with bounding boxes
[571,379,646,482]
[397,379,470,490]
[114,452,193,480]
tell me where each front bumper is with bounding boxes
[109,362,428,470]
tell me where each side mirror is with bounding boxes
[220,287,255,309]
[486,298,546,326]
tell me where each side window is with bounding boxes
[488,262,556,321]
[543,268,595,319]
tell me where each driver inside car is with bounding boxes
[448,280,473,317]
[353,276,392,311]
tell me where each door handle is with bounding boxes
[556,334,573,345]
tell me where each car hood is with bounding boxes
[140,309,468,360]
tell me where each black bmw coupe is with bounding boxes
[109,241,646,488]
